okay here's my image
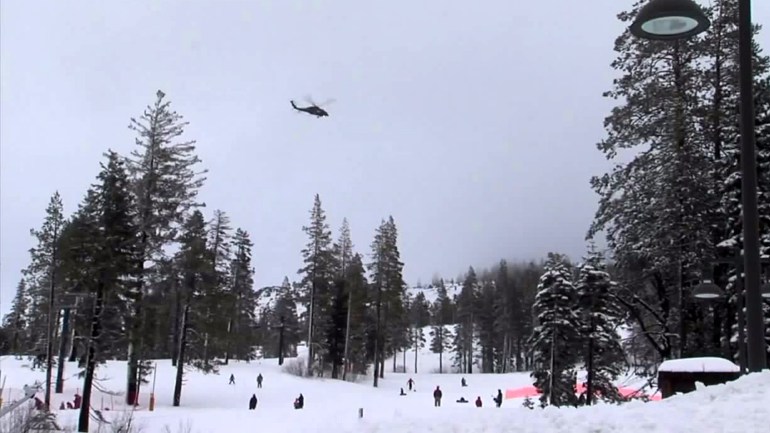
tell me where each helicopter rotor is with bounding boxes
[303,95,335,108]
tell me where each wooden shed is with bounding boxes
[658,357,740,398]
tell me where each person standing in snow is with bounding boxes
[249,394,258,410]
[493,389,503,407]
[229,374,235,385]
[475,396,482,407]
[407,378,414,391]
[461,377,467,387]
[433,386,442,407]
[257,373,263,388]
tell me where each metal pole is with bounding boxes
[149,363,157,411]
[676,256,687,358]
[737,0,767,372]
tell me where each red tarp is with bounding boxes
[505,384,661,401]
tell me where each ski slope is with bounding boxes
[1,350,768,433]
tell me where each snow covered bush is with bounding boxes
[282,358,307,377]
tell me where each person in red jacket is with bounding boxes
[433,386,442,407]
[475,396,482,407]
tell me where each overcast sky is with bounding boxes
[2,0,769,315]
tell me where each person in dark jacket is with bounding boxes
[257,373,263,388]
[407,378,414,391]
[494,389,503,407]
[461,377,467,387]
[229,374,235,385]
[400,388,407,396]
[249,394,258,410]
[475,396,482,407]
[294,393,304,409]
[433,386,442,407]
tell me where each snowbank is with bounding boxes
[348,371,769,433]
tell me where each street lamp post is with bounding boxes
[631,0,768,372]
[693,252,748,374]
[693,257,770,373]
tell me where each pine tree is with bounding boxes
[368,216,406,385]
[704,0,770,361]
[173,211,211,407]
[529,253,580,407]
[334,218,355,379]
[72,151,141,432]
[23,191,66,410]
[476,279,497,373]
[492,260,513,372]
[342,254,371,377]
[225,229,258,362]
[199,209,232,363]
[429,286,452,374]
[574,248,626,405]
[453,267,478,373]
[408,292,430,373]
[125,90,206,404]
[297,194,334,376]
[2,280,30,355]
[263,282,300,360]
[588,1,719,361]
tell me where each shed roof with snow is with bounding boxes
[658,357,739,373]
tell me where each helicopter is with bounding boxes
[290,97,334,118]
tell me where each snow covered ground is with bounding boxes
[1,350,768,433]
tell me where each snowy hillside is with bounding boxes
[1,352,767,433]
[408,282,462,305]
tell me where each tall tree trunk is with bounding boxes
[467,317,473,374]
[307,279,315,377]
[126,303,142,405]
[173,304,189,407]
[68,328,78,363]
[402,347,406,373]
[413,329,418,374]
[342,286,352,380]
[171,285,181,366]
[438,327,443,374]
[127,236,148,406]
[78,280,104,433]
[224,318,232,365]
[44,227,59,412]
[55,308,72,393]
[372,281,382,387]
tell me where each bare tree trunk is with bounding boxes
[171,286,181,367]
[77,280,104,433]
[173,304,189,407]
[342,287,352,381]
[55,308,72,393]
[413,329,418,374]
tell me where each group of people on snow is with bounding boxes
[229,373,303,410]
[404,377,503,408]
